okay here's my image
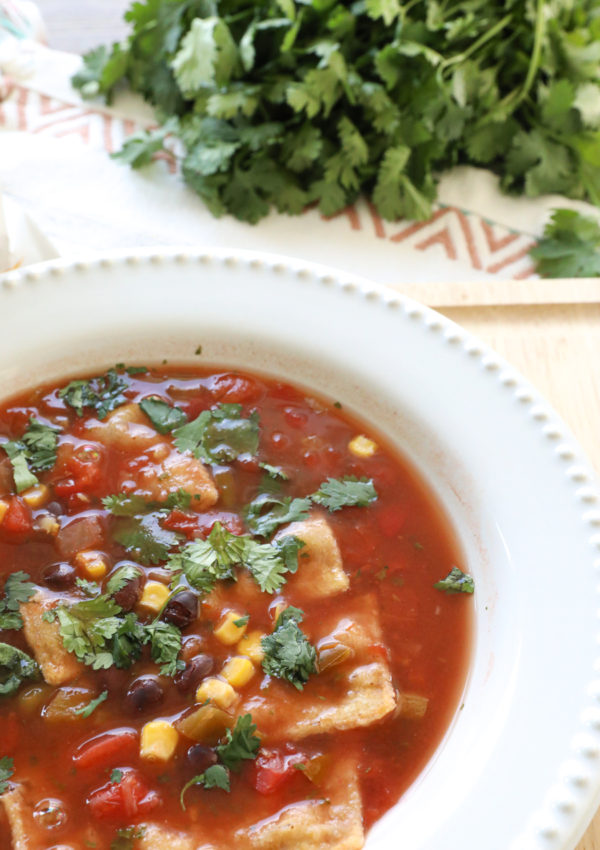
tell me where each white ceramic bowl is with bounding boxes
[1,249,600,850]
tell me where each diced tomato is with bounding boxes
[252,749,307,795]
[53,444,104,496]
[162,509,199,540]
[0,713,20,753]
[283,407,308,429]
[194,511,244,538]
[210,373,262,404]
[377,503,407,537]
[1,497,33,537]
[73,729,138,770]
[88,769,161,821]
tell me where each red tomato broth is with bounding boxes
[0,366,473,848]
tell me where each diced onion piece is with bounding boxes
[175,704,234,744]
[399,692,429,719]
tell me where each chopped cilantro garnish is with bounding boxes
[59,370,128,419]
[180,764,230,809]
[216,714,260,771]
[261,607,317,690]
[0,572,36,631]
[1,419,60,493]
[103,489,192,516]
[245,494,311,538]
[434,567,474,595]
[173,404,259,463]
[106,564,143,596]
[233,615,249,627]
[76,578,101,597]
[0,643,39,695]
[245,534,303,593]
[73,689,108,718]
[138,397,188,434]
[311,476,377,511]
[259,463,288,481]
[113,513,180,565]
[166,521,245,593]
[145,620,184,676]
[110,768,124,784]
[0,756,14,793]
[530,209,600,278]
[110,826,146,850]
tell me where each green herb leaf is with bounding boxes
[261,607,317,690]
[0,643,39,695]
[259,463,288,480]
[0,756,14,793]
[110,768,124,784]
[311,476,377,511]
[144,620,184,677]
[138,397,188,434]
[166,521,245,593]
[245,535,303,593]
[530,209,600,278]
[59,370,128,420]
[76,578,101,597]
[1,418,61,493]
[180,764,230,809]
[245,494,311,538]
[0,572,36,631]
[113,513,180,565]
[434,566,474,595]
[53,595,122,670]
[174,404,260,464]
[73,689,108,718]
[110,826,147,850]
[215,713,260,771]
[233,615,249,627]
[106,564,143,596]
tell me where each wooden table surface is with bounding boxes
[29,4,600,848]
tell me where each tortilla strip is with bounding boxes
[0,785,31,850]
[275,514,349,599]
[240,756,364,850]
[138,824,197,850]
[20,590,81,686]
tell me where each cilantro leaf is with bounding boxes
[245,494,311,538]
[113,513,180,565]
[530,209,600,278]
[103,490,192,516]
[145,620,183,676]
[111,826,147,850]
[245,535,303,593]
[106,564,143,596]
[180,764,230,809]
[52,595,122,670]
[173,404,259,464]
[434,566,474,595]
[138,397,188,434]
[0,756,14,794]
[216,713,260,771]
[73,689,108,717]
[166,521,245,593]
[261,607,317,690]
[0,643,39,695]
[0,572,36,631]
[311,476,377,511]
[76,578,101,597]
[1,419,60,493]
[59,370,128,420]
[110,612,147,669]
[259,463,288,481]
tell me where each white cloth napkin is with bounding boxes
[1,37,599,281]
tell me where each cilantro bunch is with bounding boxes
[73,0,600,224]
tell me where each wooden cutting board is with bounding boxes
[391,277,600,850]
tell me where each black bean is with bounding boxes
[186,744,217,774]
[174,654,214,694]
[162,590,198,630]
[45,501,64,517]
[42,562,76,590]
[125,676,164,712]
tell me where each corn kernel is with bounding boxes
[21,484,50,508]
[221,656,256,689]
[140,719,179,761]
[0,500,9,524]
[237,631,266,665]
[36,514,59,536]
[348,434,378,458]
[195,677,238,710]
[74,550,108,580]
[138,580,170,614]
[214,610,248,645]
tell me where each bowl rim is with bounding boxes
[2,246,600,850]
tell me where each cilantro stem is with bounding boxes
[514,0,545,108]
[440,14,512,75]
